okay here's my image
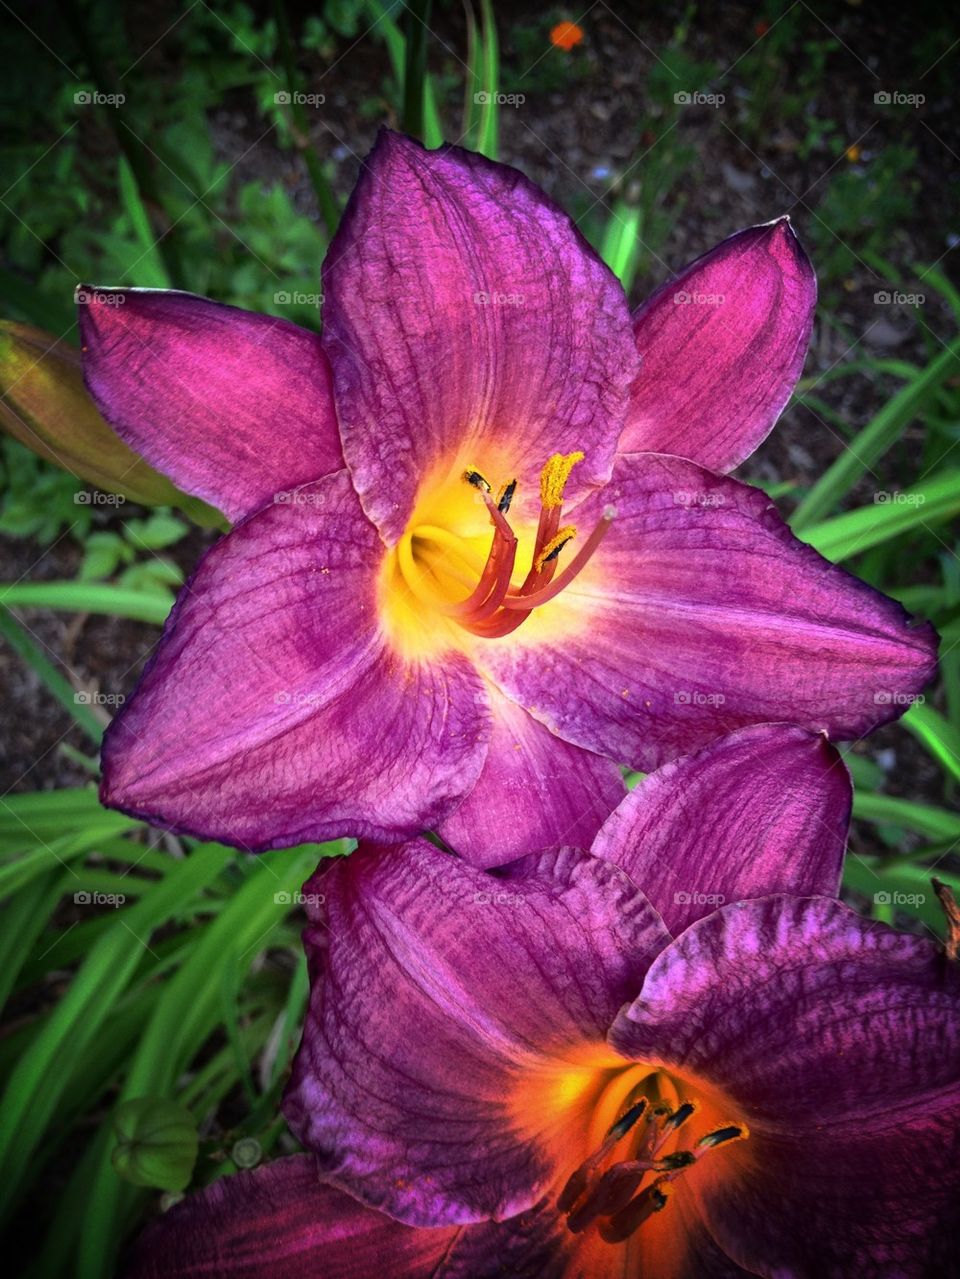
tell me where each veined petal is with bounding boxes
[79,288,342,522]
[621,220,816,471]
[438,688,625,868]
[592,724,851,935]
[610,896,960,1277]
[437,1200,752,1279]
[283,841,670,1226]
[321,130,638,544]
[122,1156,459,1278]
[473,453,937,771]
[100,470,487,848]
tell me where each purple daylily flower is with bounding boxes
[81,131,936,862]
[123,726,960,1277]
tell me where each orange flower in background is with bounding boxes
[754,19,771,36]
[551,20,584,50]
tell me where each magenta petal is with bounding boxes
[283,841,670,1226]
[610,896,960,1276]
[79,288,342,521]
[438,689,625,868]
[101,470,487,847]
[620,219,816,471]
[592,724,851,935]
[122,1156,459,1278]
[321,130,638,543]
[475,454,937,771]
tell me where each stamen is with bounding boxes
[496,479,517,514]
[696,1124,749,1149]
[539,450,584,509]
[599,1183,670,1244]
[534,525,576,574]
[406,450,604,638]
[462,468,491,493]
[557,1099,646,1214]
[501,506,616,612]
[557,1095,748,1246]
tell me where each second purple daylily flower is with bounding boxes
[81,131,936,862]
[124,725,960,1277]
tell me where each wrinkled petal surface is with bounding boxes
[621,220,816,472]
[284,841,670,1226]
[592,724,851,935]
[474,454,937,771]
[322,130,638,543]
[101,470,487,848]
[611,895,960,1278]
[122,1156,458,1278]
[438,688,625,867]
[79,288,342,521]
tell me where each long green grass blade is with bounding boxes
[0,606,104,743]
[476,0,499,160]
[791,336,960,528]
[799,469,960,561]
[903,701,960,783]
[0,843,234,1221]
[0,582,171,623]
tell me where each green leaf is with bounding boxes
[799,469,960,561]
[791,336,960,529]
[0,606,104,743]
[117,157,171,289]
[903,701,960,784]
[0,581,172,623]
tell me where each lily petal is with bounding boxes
[474,453,937,771]
[438,689,625,868]
[437,1197,752,1278]
[621,220,816,471]
[283,841,670,1226]
[610,895,960,1277]
[592,724,851,935]
[79,288,342,522]
[101,470,487,847]
[321,130,638,543]
[122,1155,459,1278]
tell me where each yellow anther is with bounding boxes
[462,468,491,493]
[534,525,576,574]
[539,450,584,509]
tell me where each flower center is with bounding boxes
[558,1081,749,1244]
[383,450,614,652]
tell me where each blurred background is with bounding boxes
[1,1,958,1274]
